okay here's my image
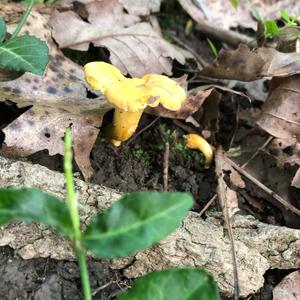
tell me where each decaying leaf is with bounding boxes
[257,76,300,192]
[0,11,112,179]
[199,44,300,81]
[179,0,300,30]
[256,76,300,141]
[273,270,300,300]
[51,0,184,77]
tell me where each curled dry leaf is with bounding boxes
[273,270,300,300]
[179,0,300,30]
[0,11,112,179]
[51,0,184,77]
[200,44,300,81]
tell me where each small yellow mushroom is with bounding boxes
[84,62,186,146]
[185,133,213,168]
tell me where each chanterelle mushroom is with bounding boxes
[84,62,186,146]
[185,133,213,168]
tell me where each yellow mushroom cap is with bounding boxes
[84,62,186,112]
[84,62,124,94]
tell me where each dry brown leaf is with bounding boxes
[256,76,300,141]
[180,0,300,30]
[65,0,161,16]
[50,0,184,77]
[273,270,300,300]
[256,75,300,195]
[0,11,112,179]
[200,45,300,81]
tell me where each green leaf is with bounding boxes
[229,0,238,9]
[82,192,193,258]
[264,20,280,37]
[0,188,73,236]
[0,35,49,75]
[118,268,221,300]
[0,17,6,44]
[281,9,290,23]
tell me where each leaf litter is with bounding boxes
[0,11,112,179]
[51,0,185,77]
[0,0,300,299]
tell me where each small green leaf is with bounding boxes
[0,188,73,236]
[229,0,238,9]
[0,17,6,44]
[264,20,280,37]
[118,268,221,300]
[281,9,290,23]
[0,35,49,75]
[82,192,193,258]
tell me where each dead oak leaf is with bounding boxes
[0,11,112,179]
[200,44,300,81]
[50,0,185,77]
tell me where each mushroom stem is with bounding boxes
[108,108,144,147]
[185,133,213,168]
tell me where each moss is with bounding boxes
[133,148,151,168]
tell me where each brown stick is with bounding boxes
[179,0,252,47]
[241,136,273,169]
[163,142,170,191]
[215,146,240,300]
[226,157,300,217]
[198,194,217,217]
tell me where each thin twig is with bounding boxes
[226,156,300,217]
[241,136,273,169]
[126,116,160,145]
[92,281,114,296]
[198,194,217,217]
[163,142,170,191]
[215,146,240,300]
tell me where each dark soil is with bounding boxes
[0,246,129,300]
